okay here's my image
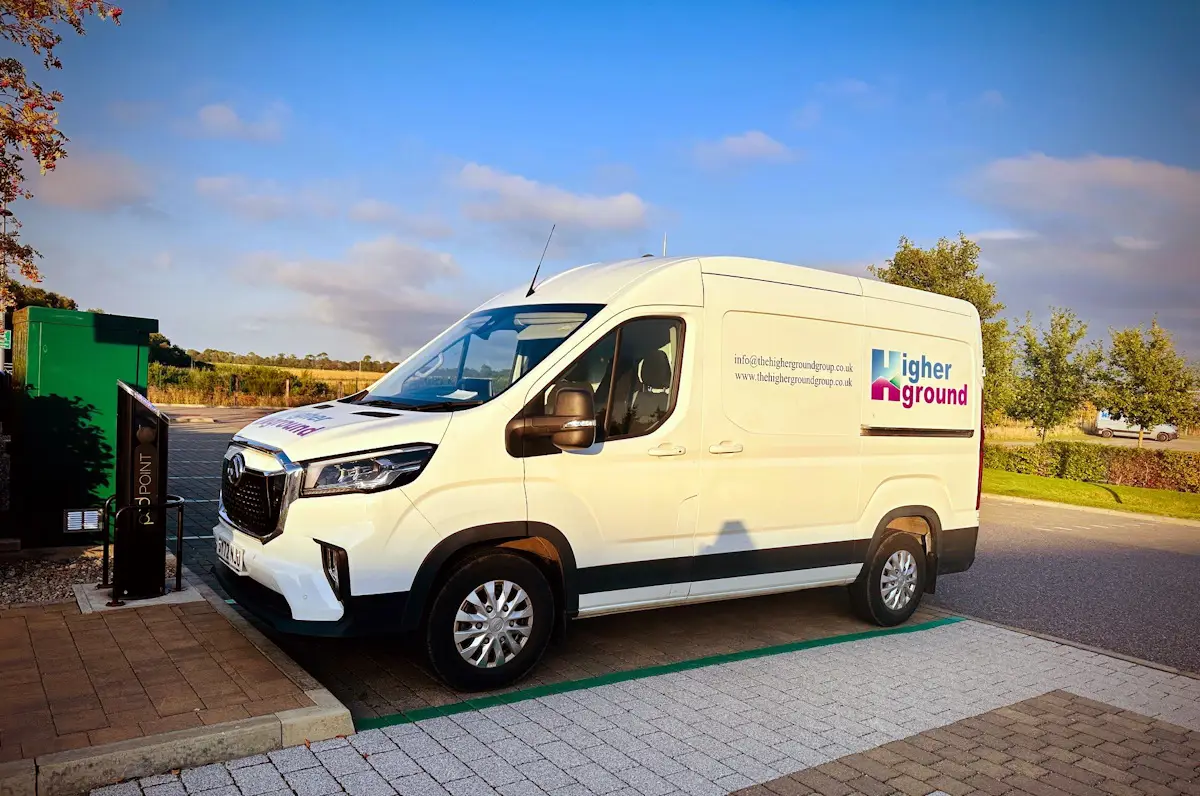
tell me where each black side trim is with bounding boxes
[861,426,975,438]
[401,522,579,632]
[214,563,408,638]
[937,526,979,575]
[576,539,868,594]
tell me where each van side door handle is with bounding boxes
[648,443,686,457]
[708,441,744,455]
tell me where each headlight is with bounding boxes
[301,445,436,497]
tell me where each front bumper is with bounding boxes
[214,561,408,638]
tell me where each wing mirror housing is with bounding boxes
[507,385,597,452]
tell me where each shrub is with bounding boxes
[984,440,1200,493]
[148,363,336,406]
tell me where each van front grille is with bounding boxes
[221,461,284,538]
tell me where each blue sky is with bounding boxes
[19,0,1200,359]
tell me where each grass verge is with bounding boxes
[983,469,1200,521]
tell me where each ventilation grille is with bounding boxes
[64,509,102,533]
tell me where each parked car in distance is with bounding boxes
[1095,410,1178,442]
[213,255,984,690]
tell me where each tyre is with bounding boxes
[849,533,927,627]
[1100,429,1113,438]
[1156,432,1169,442]
[425,549,554,691]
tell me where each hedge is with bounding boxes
[983,441,1200,494]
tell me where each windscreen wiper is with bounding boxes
[359,398,417,409]
[408,400,485,412]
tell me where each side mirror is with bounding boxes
[505,385,597,453]
[549,386,596,450]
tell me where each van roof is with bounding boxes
[479,255,978,318]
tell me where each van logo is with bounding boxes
[870,349,968,409]
[227,453,246,486]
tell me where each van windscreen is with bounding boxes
[354,303,603,411]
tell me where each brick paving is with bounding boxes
[104,618,1200,796]
[168,419,937,721]
[0,598,313,761]
[738,690,1200,796]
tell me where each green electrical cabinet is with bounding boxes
[7,308,158,545]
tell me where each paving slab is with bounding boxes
[0,565,352,795]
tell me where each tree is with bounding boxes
[1,1,123,309]
[869,233,1016,424]
[148,332,194,368]
[10,281,75,309]
[1099,319,1199,447]
[1011,308,1103,441]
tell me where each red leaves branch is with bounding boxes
[0,0,122,309]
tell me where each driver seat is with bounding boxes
[629,350,672,434]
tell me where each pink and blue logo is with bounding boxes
[871,349,968,409]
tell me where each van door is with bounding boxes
[519,309,701,612]
[691,275,866,600]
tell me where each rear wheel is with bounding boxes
[425,549,554,691]
[849,533,927,626]
[1100,429,1114,438]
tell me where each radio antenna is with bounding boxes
[526,224,556,297]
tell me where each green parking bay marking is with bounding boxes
[354,616,964,731]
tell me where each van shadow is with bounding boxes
[3,391,112,546]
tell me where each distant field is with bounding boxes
[215,363,387,388]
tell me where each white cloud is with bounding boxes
[1113,235,1161,251]
[457,163,649,231]
[792,102,821,130]
[191,101,289,142]
[694,131,796,169]
[348,199,454,239]
[30,151,153,211]
[819,78,874,97]
[976,89,1006,109]
[240,236,472,355]
[195,175,340,221]
[967,229,1039,242]
[816,77,893,110]
[967,153,1200,353]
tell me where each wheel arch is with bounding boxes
[401,521,578,632]
[861,504,943,593]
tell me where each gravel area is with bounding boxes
[0,546,178,607]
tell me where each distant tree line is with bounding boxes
[189,349,397,373]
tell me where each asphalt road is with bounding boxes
[929,497,1200,673]
[168,406,1200,675]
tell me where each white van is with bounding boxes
[214,256,983,690]
[1095,410,1178,442]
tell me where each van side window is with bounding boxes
[541,317,683,442]
[605,318,682,439]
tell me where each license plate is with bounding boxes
[216,537,246,573]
